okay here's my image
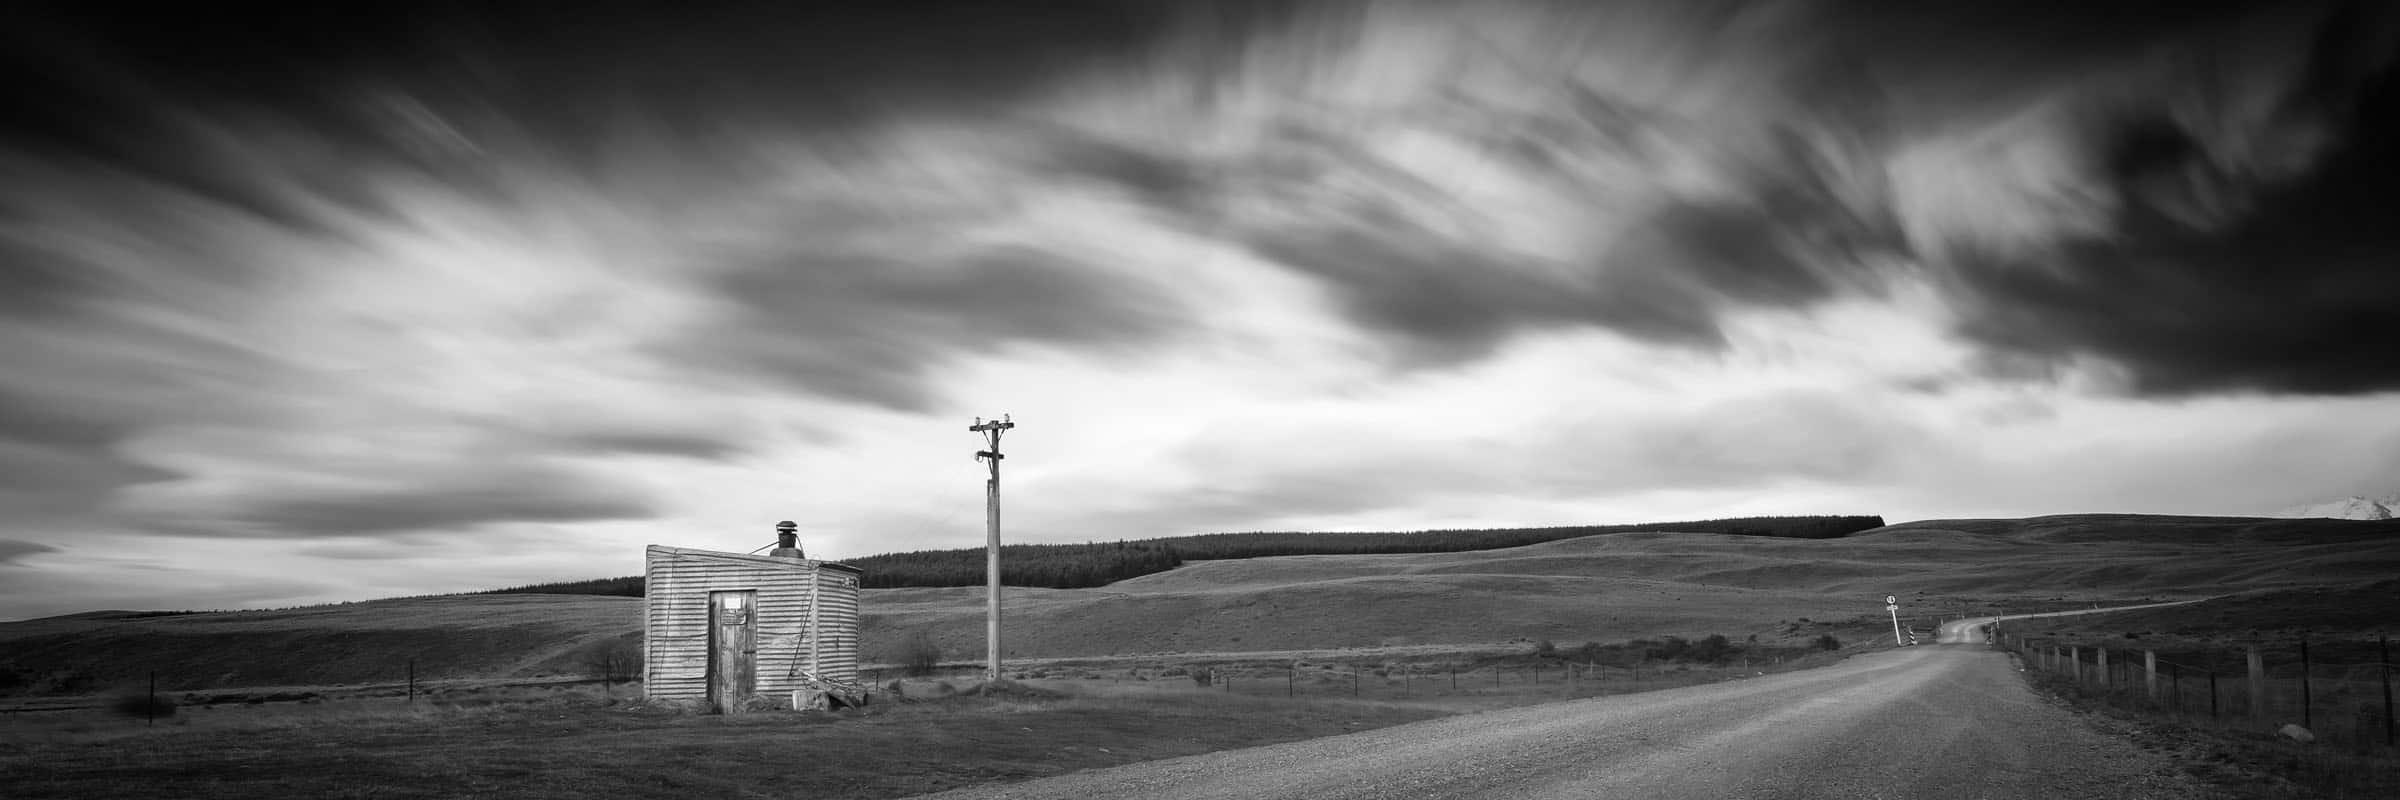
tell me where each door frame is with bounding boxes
[706,590,758,713]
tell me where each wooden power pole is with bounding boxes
[971,414,1015,682]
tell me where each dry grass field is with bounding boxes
[7,514,2397,697]
[0,681,1449,800]
[6,514,2397,799]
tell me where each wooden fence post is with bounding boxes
[2300,636,2313,731]
[2247,646,2267,728]
[2097,648,2110,688]
[2144,650,2158,701]
[2379,635,2392,746]
[2069,646,2081,683]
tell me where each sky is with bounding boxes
[3,0,2397,620]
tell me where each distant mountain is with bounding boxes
[2274,491,2398,520]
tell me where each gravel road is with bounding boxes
[913,626,2207,800]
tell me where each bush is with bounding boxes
[108,691,177,719]
[1688,634,1734,664]
[900,630,942,677]
[585,636,641,684]
[1642,636,1690,661]
[1814,634,1843,651]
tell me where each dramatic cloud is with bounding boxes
[2,0,2397,617]
[669,243,1188,411]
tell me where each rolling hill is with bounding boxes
[6,514,2397,694]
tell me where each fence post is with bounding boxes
[1351,668,1359,698]
[2097,648,2110,688]
[148,670,156,727]
[2169,662,2181,714]
[1288,666,1295,698]
[2144,651,2158,702]
[2247,646,2267,728]
[2381,635,2393,746]
[1450,668,1457,692]
[2300,636,2313,731]
[2379,634,2393,746]
[2069,646,2081,683]
[408,658,417,705]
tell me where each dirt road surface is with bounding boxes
[913,621,2206,799]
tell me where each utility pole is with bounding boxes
[971,414,1015,682]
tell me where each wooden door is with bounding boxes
[707,590,757,713]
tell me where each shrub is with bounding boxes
[1643,636,1690,661]
[1533,639,1557,656]
[107,691,177,719]
[900,630,942,677]
[586,636,641,685]
[1688,634,1734,664]
[1814,634,1843,651]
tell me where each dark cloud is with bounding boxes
[0,539,61,566]
[0,1,1282,216]
[553,430,747,460]
[0,387,181,522]
[210,465,655,537]
[670,244,1186,410]
[1254,224,1721,364]
[1221,1,2399,392]
[1943,3,2400,395]
[1245,165,1867,366]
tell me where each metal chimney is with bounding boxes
[770,520,805,560]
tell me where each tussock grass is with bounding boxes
[0,679,1449,800]
[2024,660,2400,799]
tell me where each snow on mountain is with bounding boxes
[2274,494,2396,520]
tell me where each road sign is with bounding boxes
[1885,595,1897,604]
[1886,604,1898,611]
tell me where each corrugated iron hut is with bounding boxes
[644,522,864,712]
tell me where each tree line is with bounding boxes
[474,515,1883,596]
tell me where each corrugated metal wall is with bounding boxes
[642,545,864,702]
[813,565,862,684]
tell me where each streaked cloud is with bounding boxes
[1,0,2396,617]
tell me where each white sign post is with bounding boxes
[1885,595,1904,645]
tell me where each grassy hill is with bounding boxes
[6,514,2397,694]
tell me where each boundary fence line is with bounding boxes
[1998,632,2395,753]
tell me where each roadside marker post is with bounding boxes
[1885,595,1903,646]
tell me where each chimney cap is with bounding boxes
[775,520,798,533]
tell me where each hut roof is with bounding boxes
[645,544,864,575]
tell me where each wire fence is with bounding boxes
[865,648,1862,706]
[1999,633,2396,754]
